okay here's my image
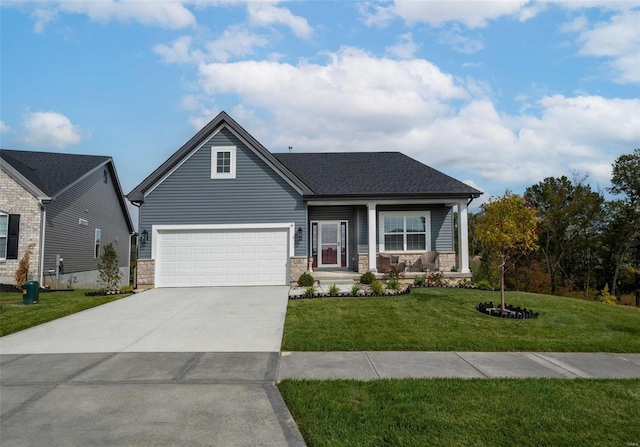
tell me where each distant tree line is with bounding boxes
[467,149,640,307]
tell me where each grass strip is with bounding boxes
[283,288,640,352]
[0,290,130,336]
[279,378,640,447]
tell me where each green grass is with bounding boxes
[283,288,640,352]
[278,378,640,447]
[0,289,130,336]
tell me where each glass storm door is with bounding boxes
[313,221,347,268]
[319,222,339,267]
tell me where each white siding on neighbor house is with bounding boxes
[139,127,307,260]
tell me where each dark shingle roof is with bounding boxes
[0,149,110,197]
[274,152,481,197]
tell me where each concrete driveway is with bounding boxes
[0,287,307,447]
[0,286,289,353]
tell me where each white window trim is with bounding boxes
[0,211,8,260]
[378,211,431,252]
[211,146,236,179]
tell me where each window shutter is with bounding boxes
[7,214,20,260]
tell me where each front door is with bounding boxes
[312,221,348,268]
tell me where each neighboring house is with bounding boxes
[128,112,481,288]
[0,149,134,288]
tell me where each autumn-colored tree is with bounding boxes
[14,243,35,288]
[476,192,539,312]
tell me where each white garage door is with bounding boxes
[156,228,289,287]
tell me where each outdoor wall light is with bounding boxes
[140,229,149,244]
[296,227,304,242]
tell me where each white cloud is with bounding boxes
[154,35,199,64]
[31,7,57,33]
[0,121,10,133]
[438,25,485,54]
[188,47,639,189]
[197,47,468,137]
[206,25,270,62]
[569,10,640,83]
[361,0,534,29]
[247,2,312,39]
[59,0,196,29]
[20,111,88,148]
[154,26,270,64]
[385,33,419,59]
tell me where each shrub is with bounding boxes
[120,285,134,293]
[387,278,401,290]
[97,243,123,293]
[476,280,493,291]
[14,243,35,288]
[350,284,362,295]
[328,284,340,296]
[427,271,445,287]
[370,280,384,295]
[598,284,616,305]
[413,275,427,286]
[298,272,315,287]
[386,264,405,279]
[303,286,316,298]
[360,271,376,284]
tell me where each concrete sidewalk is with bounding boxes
[278,351,640,381]
[1,352,306,447]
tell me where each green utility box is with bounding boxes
[23,281,39,305]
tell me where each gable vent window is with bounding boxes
[0,213,20,260]
[211,146,236,179]
[103,170,108,183]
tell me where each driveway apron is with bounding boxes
[0,287,307,447]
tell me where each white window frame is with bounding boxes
[211,146,236,179]
[95,228,101,258]
[0,212,8,260]
[378,211,431,252]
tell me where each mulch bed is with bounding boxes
[477,301,539,319]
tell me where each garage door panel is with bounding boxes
[157,228,289,287]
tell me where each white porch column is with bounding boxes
[457,200,471,273]
[367,202,378,272]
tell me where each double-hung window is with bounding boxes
[211,146,236,179]
[379,211,430,252]
[0,212,20,260]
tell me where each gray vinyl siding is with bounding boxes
[356,205,368,254]
[309,206,357,271]
[43,166,131,276]
[371,204,454,252]
[139,127,306,259]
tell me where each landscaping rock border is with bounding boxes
[289,285,412,300]
[477,301,539,319]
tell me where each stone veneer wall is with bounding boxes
[358,254,369,273]
[136,259,155,289]
[0,169,42,284]
[290,256,308,282]
[437,251,456,272]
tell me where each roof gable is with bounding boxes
[0,148,134,233]
[127,112,312,203]
[0,149,110,197]
[274,152,481,198]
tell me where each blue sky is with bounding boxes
[1,1,639,210]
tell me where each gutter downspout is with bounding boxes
[39,201,46,285]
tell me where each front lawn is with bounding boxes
[282,288,640,352]
[278,378,640,447]
[0,289,130,336]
